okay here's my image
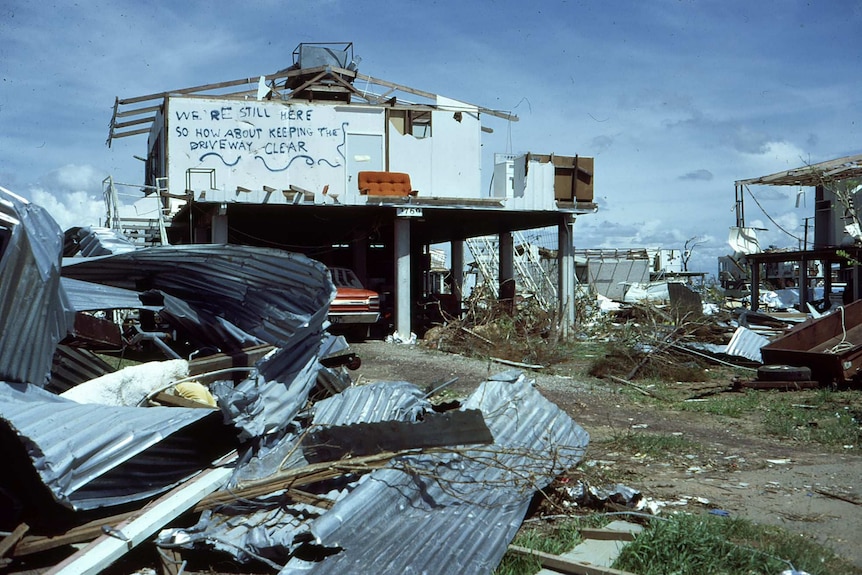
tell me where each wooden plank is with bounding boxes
[0,523,28,558]
[508,545,638,575]
[300,409,492,462]
[187,344,274,376]
[578,528,637,542]
[46,467,231,575]
[159,547,184,575]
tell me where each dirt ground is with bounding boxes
[351,340,862,570]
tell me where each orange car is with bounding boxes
[328,267,380,327]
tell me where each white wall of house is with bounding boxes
[158,95,486,205]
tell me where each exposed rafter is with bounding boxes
[736,153,862,187]
[107,64,518,146]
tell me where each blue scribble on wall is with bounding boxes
[254,155,316,172]
[199,152,241,167]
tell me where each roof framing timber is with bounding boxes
[736,153,862,187]
[108,66,518,145]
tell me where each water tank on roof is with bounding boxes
[294,43,355,71]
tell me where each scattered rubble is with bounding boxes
[0,188,590,574]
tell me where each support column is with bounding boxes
[854,264,861,302]
[799,256,809,311]
[395,218,412,338]
[558,214,575,337]
[451,239,464,315]
[498,231,515,313]
[212,209,228,244]
[751,261,761,311]
[351,232,368,287]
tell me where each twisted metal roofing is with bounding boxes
[0,383,236,515]
[0,187,68,386]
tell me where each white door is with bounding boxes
[346,133,384,196]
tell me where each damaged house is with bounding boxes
[106,42,597,337]
[0,40,594,575]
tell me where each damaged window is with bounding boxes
[388,109,432,138]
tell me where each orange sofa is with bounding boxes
[358,171,418,197]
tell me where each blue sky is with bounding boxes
[2,0,860,275]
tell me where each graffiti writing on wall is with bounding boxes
[171,100,347,172]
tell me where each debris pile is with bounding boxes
[0,187,590,574]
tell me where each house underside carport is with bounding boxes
[168,199,583,337]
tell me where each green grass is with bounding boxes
[608,431,699,458]
[494,516,610,575]
[614,512,860,575]
[678,388,766,417]
[496,512,861,575]
[763,399,862,448]
[672,387,861,451]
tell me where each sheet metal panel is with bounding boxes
[280,371,589,575]
[0,187,68,386]
[725,326,770,363]
[163,373,588,574]
[0,383,236,515]
[311,381,430,426]
[62,244,335,347]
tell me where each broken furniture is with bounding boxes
[761,299,862,385]
[357,171,418,197]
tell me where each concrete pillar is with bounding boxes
[499,231,515,313]
[351,232,368,287]
[212,212,228,244]
[558,214,575,337]
[395,217,412,337]
[451,239,464,310]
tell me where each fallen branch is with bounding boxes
[606,375,656,398]
[490,357,544,370]
[814,488,862,506]
[460,326,494,345]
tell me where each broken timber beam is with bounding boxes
[0,523,28,559]
[45,466,232,575]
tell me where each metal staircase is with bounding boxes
[465,231,557,307]
[103,176,169,247]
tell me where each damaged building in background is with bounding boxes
[105,42,597,338]
[721,153,862,311]
[0,184,591,573]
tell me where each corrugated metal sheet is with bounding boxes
[47,345,116,393]
[312,381,430,426]
[0,187,68,386]
[725,326,769,363]
[0,383,237,517]
[65,226,138,257]
[168,372,589,574]
[61,244,335,348]
[280,371,589,575]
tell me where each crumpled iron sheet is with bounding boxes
[0,187,68,386]
[0,382,237,517]
[61,244,336,348]
[311,380,430,426]
[165,372,589,575]
[64,226,138,257]
[279,370,590,575]
[159,381,435,564]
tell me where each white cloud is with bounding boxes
[21,164,107,231]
